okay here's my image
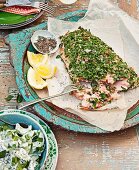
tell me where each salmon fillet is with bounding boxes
[2,5,40,15]
[59,27,139,110]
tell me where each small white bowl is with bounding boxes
[31,30,60,54]
[60,0,77,4]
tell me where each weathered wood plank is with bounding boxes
[55,127,139,170]
[136,126,139,144]
[0,64,15,75]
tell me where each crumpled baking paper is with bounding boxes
[44,0,139,132]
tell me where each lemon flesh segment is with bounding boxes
[35,64,57,79]
[27,67,48,90]
[27,51,48,67]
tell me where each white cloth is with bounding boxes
[6,0,32,6]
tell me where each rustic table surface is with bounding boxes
[0,0,139,169]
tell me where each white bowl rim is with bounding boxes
[31,29,60,54]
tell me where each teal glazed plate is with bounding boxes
[6,10,139,133]
[0,109,58,170]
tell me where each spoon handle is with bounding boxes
[18,90,73,110]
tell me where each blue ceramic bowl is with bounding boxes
[0,110,48,170]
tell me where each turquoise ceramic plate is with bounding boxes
[6,10,139,133]
[0,109,58,170]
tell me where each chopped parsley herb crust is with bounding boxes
[60,27,139,88]
[60,27,139,110]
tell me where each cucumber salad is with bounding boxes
[0,123,45,170]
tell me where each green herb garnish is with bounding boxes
[60,27,139,87]
[16,93,23,103]
[56,53,63,59]
[12,157,19,166]
[5,95,14,101]
[0,150,6,158]
[100,93,107,100]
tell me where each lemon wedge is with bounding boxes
[35,64,57,79]
[27,51,48,67]
[27,67,48,90]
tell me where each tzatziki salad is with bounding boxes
[0,123,45,170]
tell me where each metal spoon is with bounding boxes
[0,85,77,128]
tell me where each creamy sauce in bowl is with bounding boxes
[0,123,45,170]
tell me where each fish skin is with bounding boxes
[2,5,40,15]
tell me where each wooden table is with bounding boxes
[0,0,139,169]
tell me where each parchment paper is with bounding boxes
[45,0,139,132]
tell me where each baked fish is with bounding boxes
[60,27,139,110]
[2,5,40,15]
